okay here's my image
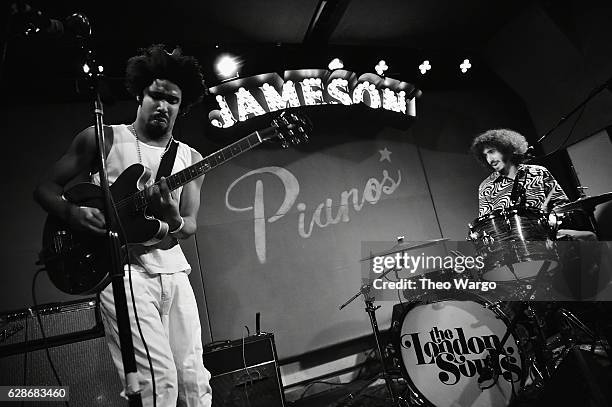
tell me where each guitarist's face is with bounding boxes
[140,79,182,139]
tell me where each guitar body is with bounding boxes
[41,164,164,295]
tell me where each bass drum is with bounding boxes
[394,293,524,407]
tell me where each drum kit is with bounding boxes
[340,192,612,407]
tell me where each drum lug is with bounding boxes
[482,231,494,245]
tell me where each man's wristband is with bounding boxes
[169,217,185,234]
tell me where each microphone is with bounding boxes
[10,3,90,39]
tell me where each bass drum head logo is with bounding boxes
[399,300,522,407]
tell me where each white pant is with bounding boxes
[100,270,212,407]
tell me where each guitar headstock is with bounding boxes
[266,111,313,148]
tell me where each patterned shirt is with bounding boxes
[478,164,569,217]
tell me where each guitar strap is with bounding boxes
[155,139,179,182]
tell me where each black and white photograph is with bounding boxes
[1,1,611,406]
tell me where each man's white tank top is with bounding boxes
[91,124,195,274]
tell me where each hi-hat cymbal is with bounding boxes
[553,192,612,214]
[360,238,449,262]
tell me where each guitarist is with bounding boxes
[34,44,212,407]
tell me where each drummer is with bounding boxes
[470,128,596,241]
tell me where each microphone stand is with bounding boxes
[534,76,612,236]
[77,32,143,406]
[536,75,612,145]
[339,266,409,407]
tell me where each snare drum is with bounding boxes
[392,293,524,407]
[468,208,558,281]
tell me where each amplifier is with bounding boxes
[0,298,123,406]
[203,333,285,407]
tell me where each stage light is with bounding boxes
[215,54,240,80]
[460,59,471,73]
[419,60,431,75]
[328,58,343,70]
[82,63,90,73]
[375,60,388,76]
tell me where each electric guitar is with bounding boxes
[40,111,311,295]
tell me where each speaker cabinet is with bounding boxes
[0,298,123,406]
[203,333,285,407]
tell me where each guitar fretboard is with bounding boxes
[127,131,264,210]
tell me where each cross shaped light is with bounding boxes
[419,60,431,75]
[375,60,388,76]
[460,59,472,73]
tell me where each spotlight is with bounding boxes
[460,59,471,73]
[419,60,431,75]
[328,58,343,70]
[375,60,388,76]
[215,54,240,80]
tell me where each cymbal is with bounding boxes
[553,192,612,214]
[360,238,449,262]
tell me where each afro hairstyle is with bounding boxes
[470,128,529,169]
[125,44,205,114]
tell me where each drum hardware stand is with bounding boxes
[491,261,553,393]
[339,266,410,407]
[553,308,610,361]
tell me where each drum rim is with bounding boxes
[391,292,527,406]
[473,207,547,225]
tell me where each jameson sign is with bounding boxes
[401,326,522,385]
[207,69,419,128]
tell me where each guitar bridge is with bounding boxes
[53,230,72,254]
[38,230,74,266]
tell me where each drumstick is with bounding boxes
[542,185,557,211]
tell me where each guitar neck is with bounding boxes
[135,127,273,208]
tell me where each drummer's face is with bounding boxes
[483,146,506,172]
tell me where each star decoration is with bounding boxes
[379,147,392,162]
